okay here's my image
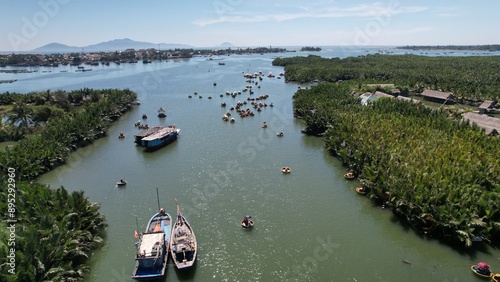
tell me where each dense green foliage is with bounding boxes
[293,83,500,247]
[273,54,500,101]
[0,88,135,280]
[0,88,137,179]
[300,47,322,51]
[0,181,107,281]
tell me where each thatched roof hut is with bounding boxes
[462,112,500,136]
[421,90,454,103]
[396,95,422,105]
[478,100,496,114]
[374,91,395,98]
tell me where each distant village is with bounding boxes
[0,46,287,67]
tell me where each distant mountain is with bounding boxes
[217,42,236,48]
[33,43,82,53]
[32,38,194,53]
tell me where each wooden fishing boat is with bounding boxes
[131,209,172,280]
[134,126,162,144]
[471,264,493,279]
[140,126,180,151]
[170,201,197,270]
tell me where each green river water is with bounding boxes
[7,49,494,281]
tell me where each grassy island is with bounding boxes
[0,88,137,281]
[274,55,500,247]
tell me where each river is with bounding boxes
[2,47,499,281]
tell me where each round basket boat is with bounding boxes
[281,167,291,174]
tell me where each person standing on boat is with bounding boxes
[159,208,165,215]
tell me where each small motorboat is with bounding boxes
[492,273,500,282]
[261,122,267,128]
[281,167,291,174]
[118,132,125,138]
[241,215,254,229]
[276,132,284,137]
[344,172,355,179]
[471,263,493,279]
[117,179,127,187]
[142,114,148,119]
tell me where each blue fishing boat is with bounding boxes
[131,209,172,280]
[140,126,180,150]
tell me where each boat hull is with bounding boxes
[241,220,254,228]
[141,128,180,151]
[132,212,172,280]
[471,265,493,279]
[356,187,368,195]
[170,212,197,270]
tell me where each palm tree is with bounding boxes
[7,102,33,129]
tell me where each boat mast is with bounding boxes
[156,187,161,211]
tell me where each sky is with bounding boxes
[1,0,499,51]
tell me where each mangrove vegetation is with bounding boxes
[0,88,137,179]
[0,182,107,281]
[292,82,500,247]
[273,54,500,101]
[0,88,136,281]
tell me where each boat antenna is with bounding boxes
[156,187,161,211]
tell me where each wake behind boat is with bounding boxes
[170,200,197,270]
[140,125,180,151]
[131,209,172,280]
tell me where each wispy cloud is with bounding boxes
[384,26,435,36]
[435,6,461,18]
[193,3,429,27]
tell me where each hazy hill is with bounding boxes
[217,42,236,48]
[33,42,81,53]
[33,38,194,53]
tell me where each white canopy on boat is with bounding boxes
[138,233,164,257]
